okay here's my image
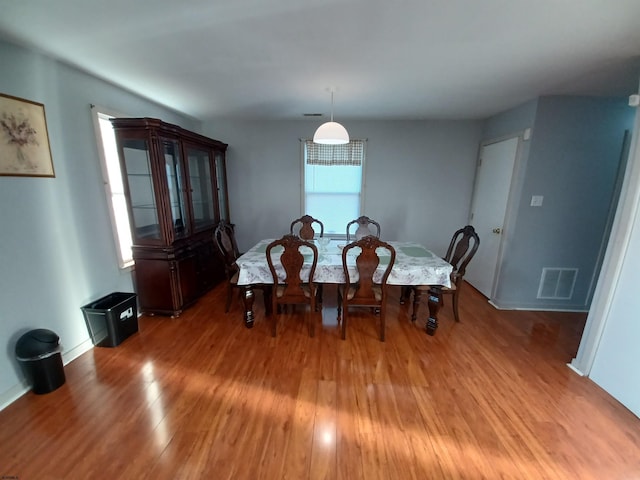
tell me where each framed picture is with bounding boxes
[0,93,55,177]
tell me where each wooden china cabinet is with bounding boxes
[111,117,230,317]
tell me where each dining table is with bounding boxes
[235,238,453,335]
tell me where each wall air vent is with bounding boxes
[537,268,578,300]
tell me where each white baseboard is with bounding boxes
[0,382,29,412]
[62,338,94,365]
[566,362,585,376]
[488,299,588,313]
[488,300,503,309]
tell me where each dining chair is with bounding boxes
[213,220,271,314]
[290,215,324,240]
[346,215,381,241]
[402,225,480,323]
[337,235,396,341]
[266,234,319,337]
[290,214,325,309]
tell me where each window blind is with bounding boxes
[304,139,364,166]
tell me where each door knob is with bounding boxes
[492,228,502,234]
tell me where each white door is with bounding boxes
[465,136,519,298]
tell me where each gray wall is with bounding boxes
[483,98,538,139]
[204,119,482,254]
[587,90,640,417]
[482,96,635,310]
[589,161,640,417]
[0,39,198,407]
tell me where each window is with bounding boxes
[302,139,366,235]
[91,106,133,268]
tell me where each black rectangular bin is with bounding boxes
[81,292,138,347]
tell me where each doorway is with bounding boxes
[464,136,520,299]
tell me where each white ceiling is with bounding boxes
[1,0,639,121]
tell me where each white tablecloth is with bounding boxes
[236,239,452,288]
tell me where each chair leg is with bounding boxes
[309,299,316,337]
[225,283,233,313]
[263,286,273,316]
[316,285,323,312]
[411,287,420,322]
[379,304,386,342]
[272,299,278,337]
[341,302,348,340]
[452,290,460,322]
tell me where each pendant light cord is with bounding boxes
[330,91,335,122]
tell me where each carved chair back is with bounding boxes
[213,220,240,279]
[444,225,480,287]
[214,220,272,315]
[290,215,324,240]
[346,216,381,241]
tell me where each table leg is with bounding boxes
[242,286,255,328]
[426,289,442,336]
[412,287,442,335]
[399,286,411,305]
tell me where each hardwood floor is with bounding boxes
[1,282,639,479]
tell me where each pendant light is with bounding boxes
[313,90,349,145]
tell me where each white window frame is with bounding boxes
[91,105,134,268]
[300,139,367,238]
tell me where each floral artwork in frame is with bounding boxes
[0,93,55,177]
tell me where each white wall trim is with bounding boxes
[489,299,588,312]
[62,338,95,365]
[0,382,30,412]
[566,362,585,376]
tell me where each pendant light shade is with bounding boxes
[313,90,349,145]
[313,121,349,144]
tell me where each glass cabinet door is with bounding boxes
[215,151,229,222]
[161,138,189,239]
[121,138,161,241]
[186,145,216,230]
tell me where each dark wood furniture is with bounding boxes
[213,220,271,315]
[266,234,319,337]
[290,214,324,240]
[111,117,230,317]
[346,215,381,241]
[401,225,480,328]
[290,214,325,308]
[337,235,396,341]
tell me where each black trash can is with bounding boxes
[81,292,138,347]
[15,329,66,394]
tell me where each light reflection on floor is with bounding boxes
[141,361,169,451]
